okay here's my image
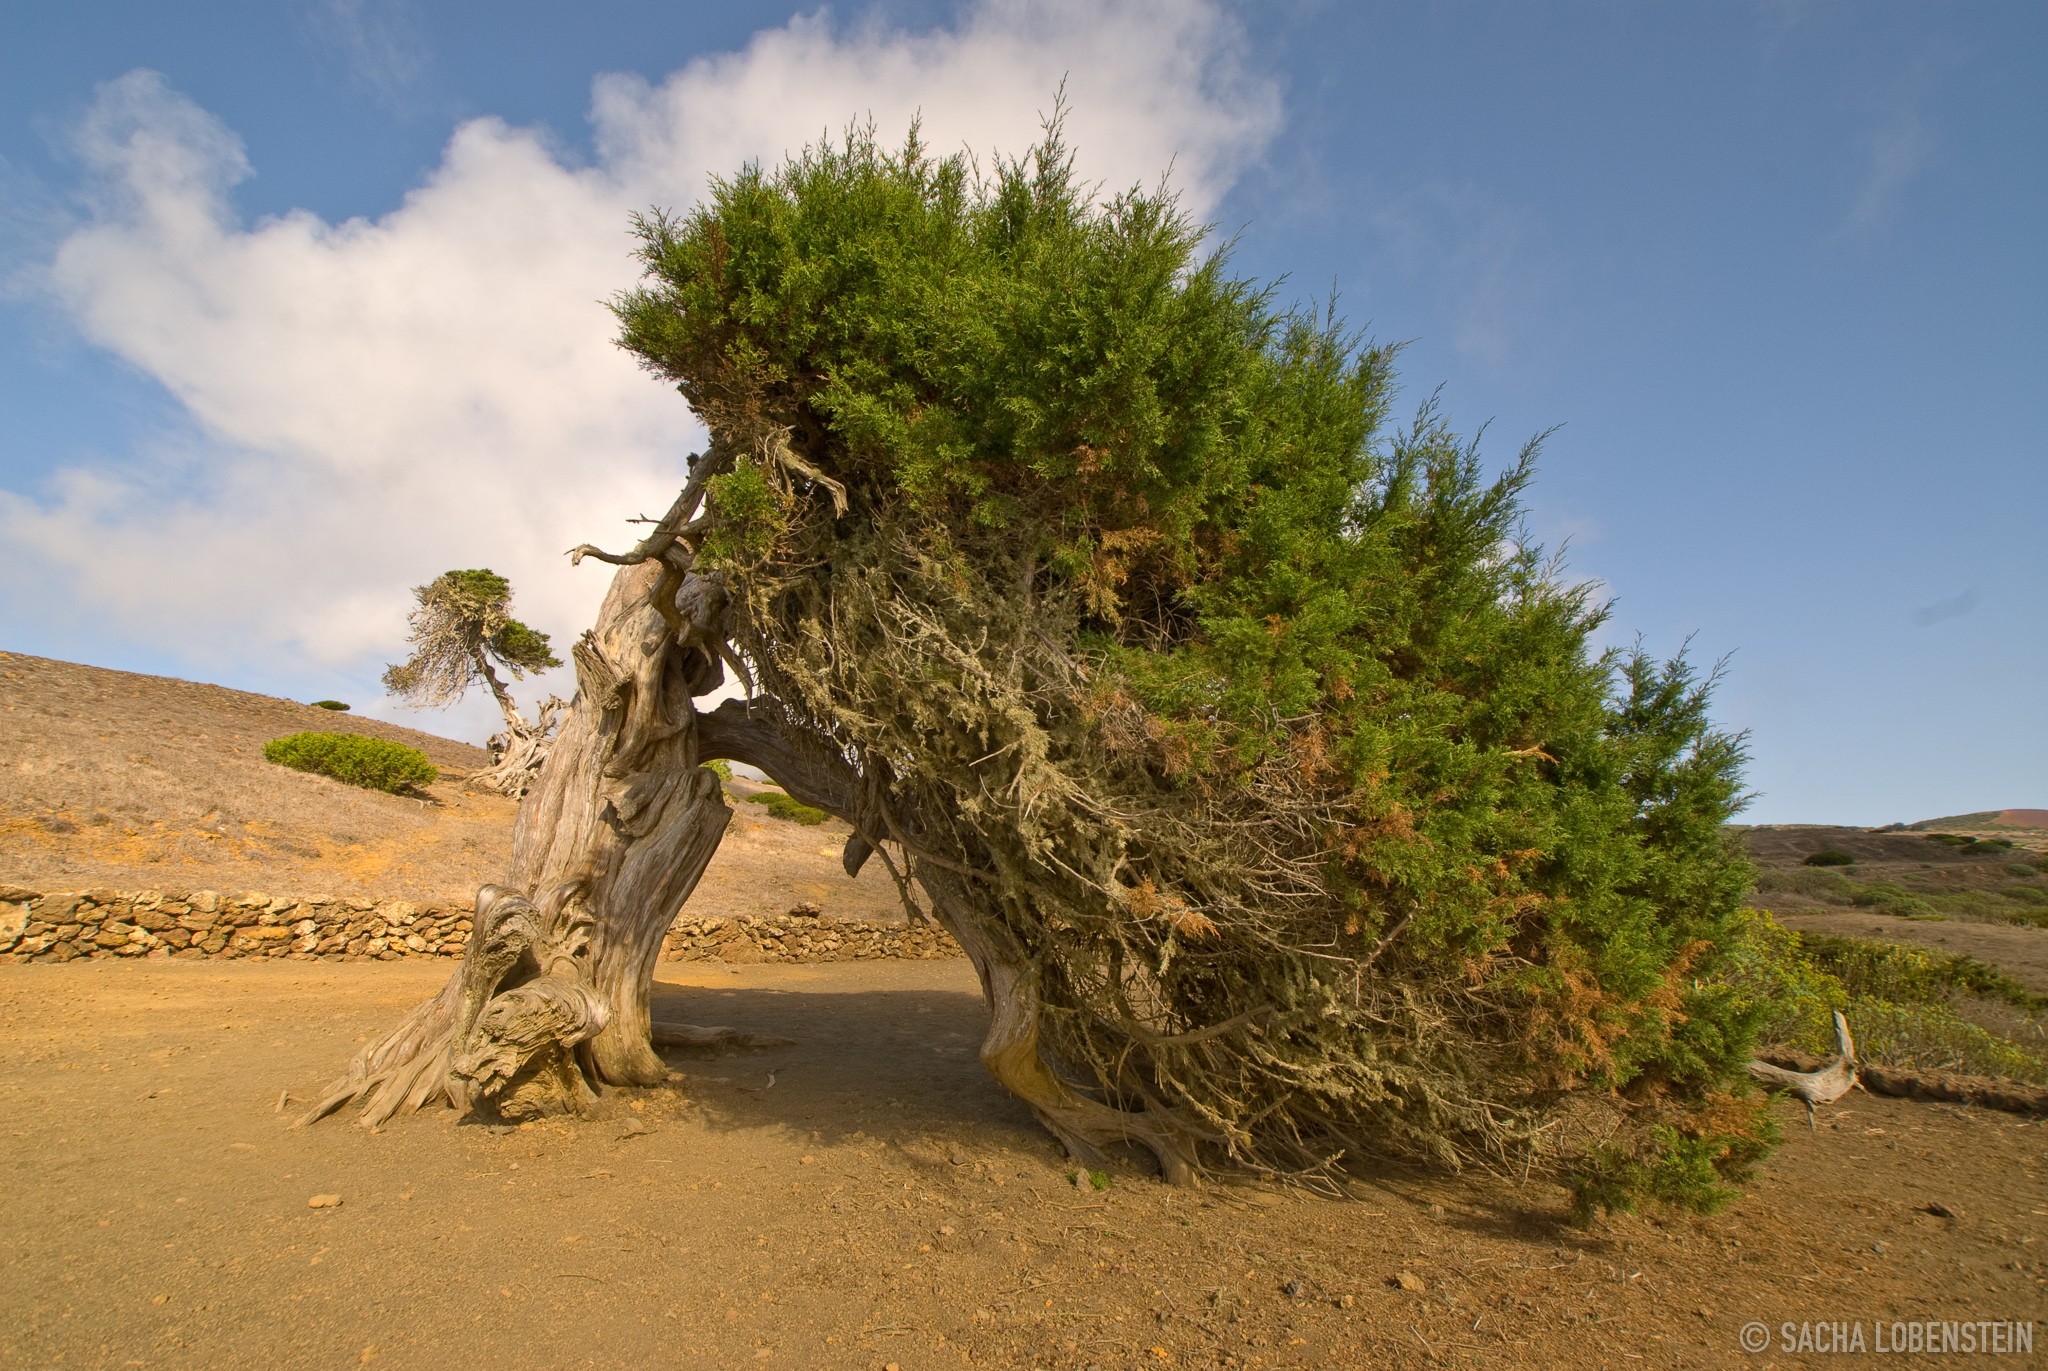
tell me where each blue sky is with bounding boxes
[2,1,2041,825]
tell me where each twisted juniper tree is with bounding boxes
[309,124,1772,1209]
[383,568,566,796]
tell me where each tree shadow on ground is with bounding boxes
[640,974,1581,1238]
[644,978,1047,1152]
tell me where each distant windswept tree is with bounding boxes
[382,568,564,795]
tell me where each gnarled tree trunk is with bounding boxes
[472,695,566,799]
[302,556,741,1126]
[304,457,1212,1184]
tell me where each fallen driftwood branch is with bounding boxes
[1756,1047,2048,1118]
[1747,1011,1857,1129]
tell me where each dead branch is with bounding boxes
[1747,1010,1857,1129]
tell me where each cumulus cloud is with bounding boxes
[3,0,1280,737]
[592,0,1279,218]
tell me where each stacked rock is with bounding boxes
[659,906,961,964]
[0,887,472,963]
[0,887,961,965]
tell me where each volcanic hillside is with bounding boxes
[0,651,904,922]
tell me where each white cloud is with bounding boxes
[3,1,1280,736]
[592,0,1279,218]
[1842,102,1932,237]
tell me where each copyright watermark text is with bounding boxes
[1738,1319,2035,1356]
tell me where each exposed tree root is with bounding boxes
[298,884,608,1127]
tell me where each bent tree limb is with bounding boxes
[308,462,1270,1184]
[306,510,749,1125]
[694,698,1213,1183]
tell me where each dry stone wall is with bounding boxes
[0,886,960,965]
[658,905,960,964]
[0,886,470,962]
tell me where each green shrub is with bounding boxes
[264,731,439,793]
[2007,863,2040,878]
[705,759,734,782]
[744,791,828,825]
[1967,837,2015,853]
[1927,833,1970,847]
[2003,886,2048,907]
[1719,911,1849,1053]
[1845,999,2048,1084]
[1799,934,2044,1012]
[1748,933,2048,1083]
[310,700,351,711]
[1570,1120,1778,1225]
[1803,850,1855,867]
[1901,886,2047,927]
[1847,883,1941,919]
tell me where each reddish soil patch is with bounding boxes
[3,958,2043,1370]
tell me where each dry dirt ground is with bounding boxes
[5,656,2047,1367]
[4,958,2045,1371]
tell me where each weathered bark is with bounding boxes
[304,556,746,1127]
[1747,1010,1857,1129]
[473,695,566,798]
[507,562,735,1085]
[299,883,610,1126]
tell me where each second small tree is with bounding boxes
[382,568,564,796]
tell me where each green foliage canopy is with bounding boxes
[611,122,1765,1206]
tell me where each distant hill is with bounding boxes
[0,649,506,903]
[0,650,907,923]
[1908,810,2048,832]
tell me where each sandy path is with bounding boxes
[4,959,2044,1370]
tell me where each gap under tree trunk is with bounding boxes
[303,559,1213,1182]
